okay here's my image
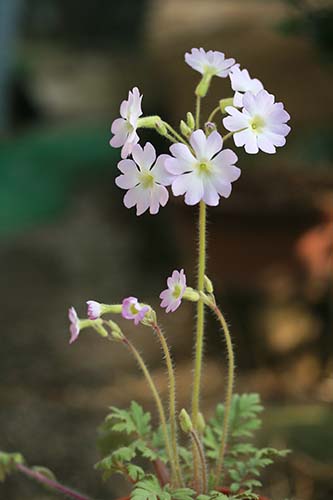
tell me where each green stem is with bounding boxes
[207,106,220,123]
[152,323,183,487]
[195,95,201,129]
[191,200,207,427]
[190,430,208,494]
[163,122,189,145]
[122,337,175,481]
[209,303,235,486]
[222,131,234,142]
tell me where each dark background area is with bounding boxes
[0,1,332,499]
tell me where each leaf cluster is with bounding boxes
[204,394,289,493]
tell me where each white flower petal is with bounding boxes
[190,129,207,158]
[212,149,238,168]
[152,154,175,186]
[257,134,276,154]
[205,131,223,159]
[149,185,169,214]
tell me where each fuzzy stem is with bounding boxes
[209,303,235,486]
[190,429,208,494]
[16,463,94,500]
[151,323,183,487]
[207,106,220,123]
[121,337,175,482]
[195,95,201,129]
[191,200,207,427]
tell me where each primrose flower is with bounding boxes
[165,130,240,206]
[115,142,173,215]
[122,297,150,325]
[68,307,80,344]
[86,300,101,320]
[110,87,143,159]
[185,48,235,78]
[229,65,264,107]
[160,269,187,313]
[223,89,291,154]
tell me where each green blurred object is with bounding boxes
[0,124,119,236]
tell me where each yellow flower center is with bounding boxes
[172,284,182,299]
[130,303,139,315]
[250,115,265,133]
[140,171,155,189]
[196,161,211,176]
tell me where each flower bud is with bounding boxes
[180,120,192,138]
[186,112,195,130]
[204,275,214,294]
[183,287,200,302]
[92,319,109,338]
[179,408,193,434]
[107,319,124,341]
[197,412,206,433]
[204,122,217,136]
[219,97,234,113]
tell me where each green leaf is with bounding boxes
[105,402,152,438]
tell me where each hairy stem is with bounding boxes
[209,303,235,486]
[121,337,175,482]
[16,464,94,500]
[190,430,208,494]
[192,200,207,427]
[152,323,183,487]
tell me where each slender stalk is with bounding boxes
[222,131,234,142]
[151,323,183,487]
[163,122,189,145]
[208,303,235,486]
[207,105,220,123]
[195,95,201,129]
[190,430,208,494]
[191,200,207,427]
[16,463,94,500]
[121,337,175,482]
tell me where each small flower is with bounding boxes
[165,130,240,206]
[223,89,291,154]
[185,48,235,78]
[86,300,101,320]
[229,65,264,107]
[110,87,143,159]
[115,142,173,215]
[68,306,80,344]
[160,269,187,313]
[122,297,150,325]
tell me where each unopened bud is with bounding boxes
[179,409,193,434]
[141,307,156,327]
[204,122,217,136]
[186,112,195,130]
[197,412,206,433]
[92,319,109,338]
[183,287,200,302]
[180,120,192,138]
[204,275,214,294]
[219,97,234,113]
[155,120,168,137]
[108,320,124,341]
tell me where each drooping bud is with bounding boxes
[179,409,193,434]
[183,287,200,302]
[204,275,214,294]
[180,120,192,138]
[186,112,195,130]
[204,122,217,136]
[197,412,206,434]
[107,319,124,341]
[92,319,109,338]
[219,97,234,113]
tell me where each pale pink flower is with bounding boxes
[223,89,291,154]
[165,130,240,206]
[185,48,235,78]
[86,300,101,320]
[68,306,80,344]
[115,142,173,216]
[110,87,143,159]
[160,269,186,313]
[122,297,149,325]
[229,65,264,107]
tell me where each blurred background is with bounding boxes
[0,0,332,499]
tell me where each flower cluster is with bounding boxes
[109,47,290,215]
